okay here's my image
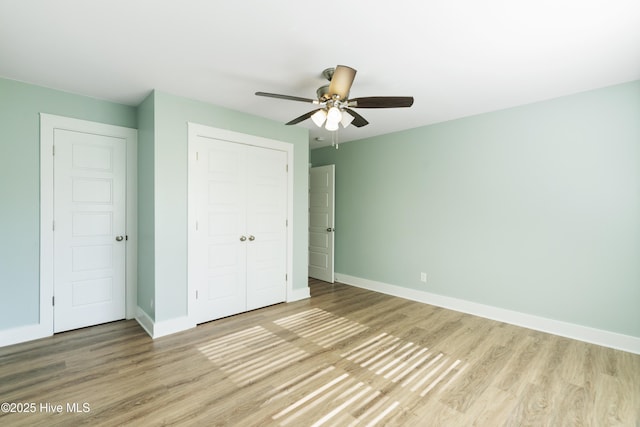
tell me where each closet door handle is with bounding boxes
[248,235,255,241]
[239,236,247,242]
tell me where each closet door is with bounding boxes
[191,136,287,324]
[246,146,287,310]
[192,139,247,323]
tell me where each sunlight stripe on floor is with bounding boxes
[373,342,416,375]
[409,356,449,391]
[197,326,308,386]
[364,401,400,427]
[384,346,428,379]
[309,383,372,427]
[347,395,396,427]
[275,308,369,348]
[272,373,349,422]
[265,366,336,404]
[402,352,444,387]
[341,333,388,358]
[270,370,402,427]
[437,362,469,394]
[420,359,462,396]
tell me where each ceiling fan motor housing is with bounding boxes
[316,85,331,102]
[321,67,335,81]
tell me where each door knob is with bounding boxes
[115,236,124,241]
[248,235,255,241]
[239,236,247,242]
[326,227,335,232]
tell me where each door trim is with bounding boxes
[40,114,137,337]
[187,122,294,325]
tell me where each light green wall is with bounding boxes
[0,77,137,331]
[311,80,640,338]
[137,92,155,319]
[148,91,309,322]
[0,76,308,333]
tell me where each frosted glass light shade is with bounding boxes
[310,109,327,127]
[340,110,355,128]
[325,120,339,131]
[326,106,342,123]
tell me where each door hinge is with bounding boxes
[196,290,199,300]
[52,221,55,231]
[196,151,199,161]
[52,145,55,156]
[195,220,199,231]
[286,164,288,172]
[52,296,55,306]
[285,273,288,281]
[286,219,288,227]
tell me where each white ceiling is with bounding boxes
[1,1,639,148]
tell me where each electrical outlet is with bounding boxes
[420,272,427,283]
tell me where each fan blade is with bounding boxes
[344,108,369,127]
[349,96,414,108]
[285,109,321,125]
[255,92,316,104]
[328,65,357,100]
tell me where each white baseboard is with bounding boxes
[135,306,195,339]
[135,307,155,337]
[336,273,640,355]
[288,286,311,302]
[1,308,194,348]
[0,322,52,348]
[154,316,195,338]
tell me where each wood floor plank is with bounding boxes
[492,333,544,394]
[1,279,638,426]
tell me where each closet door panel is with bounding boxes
[246,146,288,310]
[193,138,247,322]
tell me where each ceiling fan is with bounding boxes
[255,65,414,132]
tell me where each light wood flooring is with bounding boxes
[1,278,639,426]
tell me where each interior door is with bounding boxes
[245,146,288,310]
[308,165,335,283]
[53,129,127,332]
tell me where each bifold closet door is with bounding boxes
[191,137,287,324]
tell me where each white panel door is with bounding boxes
[53,129,126,332]
[191,136,287,323]
[309,165,335,283]
[192,139,247,323]
[246,146,287,310]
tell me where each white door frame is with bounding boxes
[187,122,294,325]
[40,114,137,337]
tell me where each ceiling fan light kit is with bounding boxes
[325,120,339,132]
[340,110,355,128]
[326,106,342,123]
[310,109,327,127]
[256,65,414,146]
